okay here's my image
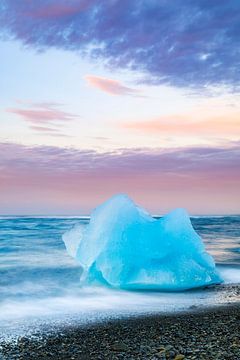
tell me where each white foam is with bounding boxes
[218,266,240,284]
[0,278,239,341]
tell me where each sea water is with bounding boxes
[0,215,240,339]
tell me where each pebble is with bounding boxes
[111,342,128,352]
[0,302,239,360]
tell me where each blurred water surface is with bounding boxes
[0,216,239,338]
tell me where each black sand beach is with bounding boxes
[1,295,239,360]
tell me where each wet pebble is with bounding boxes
[0,303,240,360]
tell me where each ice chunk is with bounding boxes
[63,194,223,290]
[62,223,85,258]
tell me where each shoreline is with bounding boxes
[1,301,239,359]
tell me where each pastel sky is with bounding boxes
[0,0,240,215]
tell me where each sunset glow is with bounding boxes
[0,0,240,214]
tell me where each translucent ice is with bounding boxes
[63,194,223,290]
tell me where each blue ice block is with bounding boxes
[63,194,222,290]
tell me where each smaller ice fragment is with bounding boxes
[62,224,85,258]
[63,194,223,290]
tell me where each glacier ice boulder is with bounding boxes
[63,194,223,290]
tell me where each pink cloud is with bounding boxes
[7,102,78,137]
[0,142,239,215]
[122,114,240,137]
[7,104,77,125]
[85,75,139,96]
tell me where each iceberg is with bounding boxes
[63,194,223,290]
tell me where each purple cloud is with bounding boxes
[0,141,239,176]
[0,1,240,90]
[1,142,239,214]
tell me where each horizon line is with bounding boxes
[0,214,239,218]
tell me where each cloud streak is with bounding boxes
[122,114,240,137]
[0,1,240,90]
[7,103,77,125]
[7,102,78,137]
[85,75,139,96]
[30,125,60,133]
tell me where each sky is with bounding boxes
[0,0,240,215]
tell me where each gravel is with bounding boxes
[0,303,239,359]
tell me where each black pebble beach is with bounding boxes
[1,302,240,360]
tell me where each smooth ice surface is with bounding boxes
[63,194,223,290]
